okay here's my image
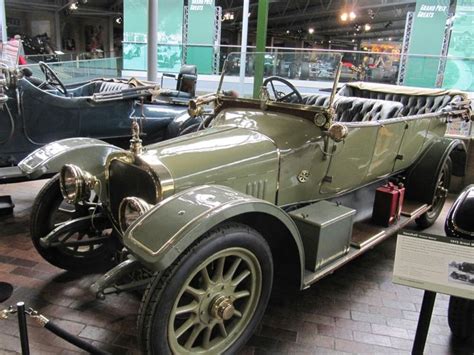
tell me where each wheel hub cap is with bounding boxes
[211,296,235,321]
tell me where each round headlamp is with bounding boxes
[119,197,152,233]
[59,164,96,204]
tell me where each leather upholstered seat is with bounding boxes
[301,93,403,122]
[302,93,331,107]
[332,97,403,122]
[338,82,466,116]
[96,81,131,93]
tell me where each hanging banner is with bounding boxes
[186,0,215,74]
[404,0,450,88]
[158,0,184,72]
[123,0,184,72]
[123,0,148,71]
[443,0,474,91]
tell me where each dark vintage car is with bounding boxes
[445,185,474,341]
[25,52,473,353]
[0,62,200,182]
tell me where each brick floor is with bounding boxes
[0,180,473,354]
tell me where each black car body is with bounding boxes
[445,184,474,241]
[445,184,474,340]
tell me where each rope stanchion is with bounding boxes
[1,303,111,355]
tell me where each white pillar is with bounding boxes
[108,16,115,57]
[0,0,7,42]
[55,11,62,51]
[147,0,158,81]
[239,0,250,96]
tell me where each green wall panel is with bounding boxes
[404,1,449,87]
[443,0,474,91]
[123,0,184,72]
[186,0,215,74]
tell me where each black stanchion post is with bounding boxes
[16,302,30,355]
[412,290,436,355]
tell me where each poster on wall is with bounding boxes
[123,0,184,72]
[123,0,147,71]
[186,0,215,74]
[443,0,474,92]
[404,1,450,88]
[158,0,184,72]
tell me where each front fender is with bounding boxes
[123,185,305,286]
[18,137,123,179]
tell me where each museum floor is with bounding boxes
[0,180,472,354]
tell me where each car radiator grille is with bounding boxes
[108,159,157,222]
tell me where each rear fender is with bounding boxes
[18,138,123,179]
[123,185,306,289]
[406,137,466,204]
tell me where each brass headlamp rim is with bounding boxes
[59,164,97,204]
[118,196,153,233]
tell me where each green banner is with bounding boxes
[443,0,474,91]
[186,0,215,74]
[123,0,184,72]
[158,0,184,72]
[404,1,449,87]
[123,0,147,71]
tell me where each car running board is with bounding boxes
[303,200,430,289]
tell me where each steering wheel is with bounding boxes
[263,76,303,104]
[39,62,68,96]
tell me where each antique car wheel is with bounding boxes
[415,158,452,229]
[30,175,118,272]
[138,223,273,354]
[448,296,473,340]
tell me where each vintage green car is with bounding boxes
[25,52,472,354]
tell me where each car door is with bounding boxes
[19,79,81,144]
[319,124,379,195]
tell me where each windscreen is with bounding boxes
[219,51,343,99]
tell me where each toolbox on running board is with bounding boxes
[289,200,356,272]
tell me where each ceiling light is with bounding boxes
[69,2,78,10]
[308,28,315,34]
[377,38,383,41]
[352,39,355,43]
[286,30,290,34]
[388,37,392,41]
[340,12,348,22]
[364,23,371,31]
[349,11,356,20]
[223,12,234,21]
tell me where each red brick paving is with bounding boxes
[0,180,473,354]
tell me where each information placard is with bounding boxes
[393,231,474,300]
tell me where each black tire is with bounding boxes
[415,158,452,229]
[289,63,297,79]
[30,175,117,272]
[138,222,273,354]
[448,296,474,340]
[300,62,310,80]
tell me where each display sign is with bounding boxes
[123,0,184,72]
[404,0,450,88]
[157,0,184,72]
[186,0,215,74]
[123,0,147,71]
[443,0,474,91]
[393,231,474,300]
